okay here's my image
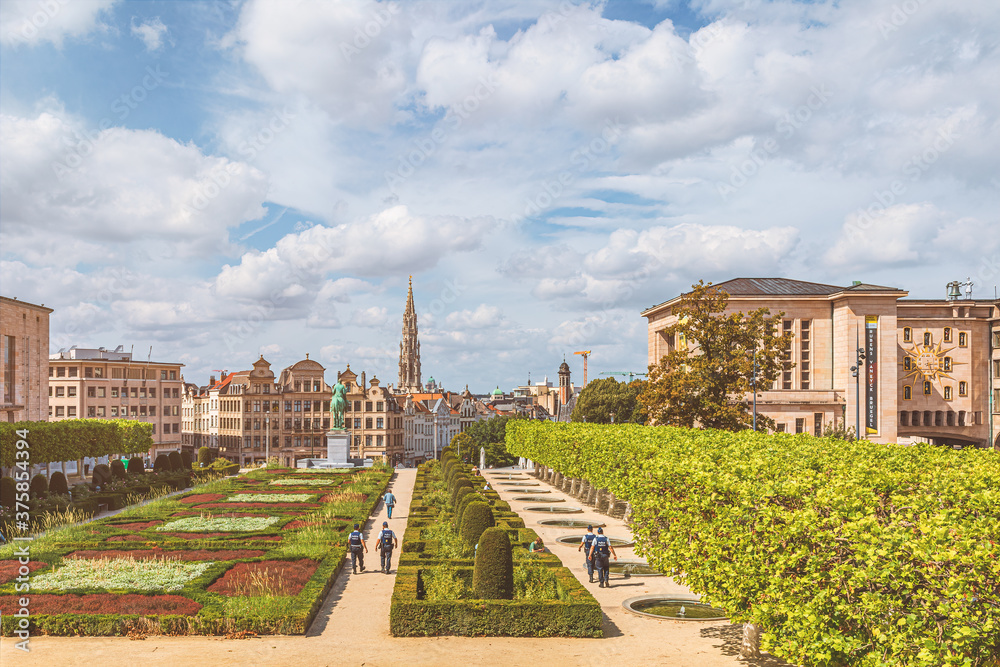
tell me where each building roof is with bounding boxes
[1,295,53,313]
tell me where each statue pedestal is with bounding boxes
[326,430,350,465]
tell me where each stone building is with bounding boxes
[1,296,52,423]
[338,365,404,464]
[398,277,423,393]
[48,346,184,457]
[641,278,999,448]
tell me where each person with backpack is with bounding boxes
[588,527,617,587]
[578,525,598,583]
[383,489,397,519]
[347,522,367,574]
[374,520,398,574]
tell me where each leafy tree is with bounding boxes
[463,415,523,467]
[570,377,647,424]
[640,280,792,432]
[449,432,476,462]
[823,419,857,441]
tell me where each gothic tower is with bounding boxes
[398,276,423,393]
[558,357,571,405]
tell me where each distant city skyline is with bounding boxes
[2,0,998,393]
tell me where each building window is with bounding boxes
[944,386,952,400]
[943,357,952,372]
[958,410,966,426]
[376,401,384,412]
[795,418,804,434]
[313,381,321,392]
[376,417,384,429]
[994,331,1000,347]
[354,418,361,429]
[161,370,168,380]
[800,320,811,389]
[775,423,786,433]
[934,411,943,426]
[294,400,302,412]
[149,406,156,416]
[947,411,956,426]
[169,371,177,380]
[813,412,822,437]
[55,386,65,397]
[263,384,270,394]
[285,401,292,411]
[355,401,362,411]
[68,367,77,377]
[55,406,64,417]
[922,332,931,346]
[97,406,105,417]
[903,357,911,371]
[903,327,911,342]
[900,412,909,426]
[365,435,373,447]
[67,386,76,397]
[958,332,967,347]
[376,435,383,446]
[366,401,373,411]
[911,410,920,426]
[923,381,932,395]
[303,400,311,412]
[85,367,93,378]
[781,320,793,389]
[67,406,76,417]
[943,327,952,342]
[98,387,105,398]
[111,406,118,417]
[959,381,967,397]
[366,418,373,429]
[903,385,911,400]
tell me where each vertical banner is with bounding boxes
[865,315,878,435]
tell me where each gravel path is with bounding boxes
[2,466,791,666]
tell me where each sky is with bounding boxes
[1,0,998,393]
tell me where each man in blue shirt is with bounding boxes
[383,490,397,519]
[578,525,597,583]
[374,520,398,574]
[347,522,367,574]
[588,527,618,587]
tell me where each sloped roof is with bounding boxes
[712,277,844,296]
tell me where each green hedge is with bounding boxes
[506,420,1000,667]
[0,420,153,467]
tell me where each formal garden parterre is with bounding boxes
[389,446,601,637]
[0,466,391,636]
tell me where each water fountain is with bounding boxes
[623,595,727,621]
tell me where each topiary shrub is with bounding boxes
[153,454,171,473]
[109,459,127,479]
[0,477,15,509]
[453,487,473,522]
[29,473,48,498]
[128,456,145,475]
[459,501,495,548]
[180,450,193,469]
[92,463,112,488]
[456,492,486,532]
[168,451,183,471]
[492,500,511,512]
[198,446,212,466]
[450,478,473,508]
[473,527,514,599]
[49,471,69,496]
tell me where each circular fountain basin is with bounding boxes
[610,560,663,577]
[623,595,727,621]
[513,496,563,503]
[498,482,539,486]
[538,519,606,529]
[524,505,583,513]
[555,535,634,548]
[492,474,528,480]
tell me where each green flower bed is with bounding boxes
[507,421,1000,667]
[0,467,392,636]
[224,493,315,503]
[389,454,601,637]
[269,479,336,486]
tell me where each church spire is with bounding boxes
[398,276,422,393]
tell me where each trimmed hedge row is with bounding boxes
[0,420,153,467]
[506,420,1000,667]
[390,450,601,637]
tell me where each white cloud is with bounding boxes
[825,203,946,270]
[351,305,389,328]
[445,304,502,329]
[0,0,117,48]
[130,16,167,51]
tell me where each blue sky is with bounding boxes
[2,0,998,392]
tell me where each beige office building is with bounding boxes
[1,296,52,423]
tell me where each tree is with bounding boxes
[640,280,792,432]
[449,432,476,462]
[464,415,523,467]
[571,377,647,424]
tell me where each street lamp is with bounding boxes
[849,330,866,440]
[265,416,270,465]
[751,346,759,431]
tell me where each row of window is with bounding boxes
[50,366,179,380]
[900,410,982,427]
[773,412,824,436]
[239,418,331,431]
[902,382,968,399]
[243,400,329,413]
[902,328,968,347]
[49,385,180,399]
[48,404,179,417]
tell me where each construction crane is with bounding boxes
[574,350,591,386]
[599,371,648,383]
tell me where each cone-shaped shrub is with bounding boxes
[29,473,48,498]
[92,463,112,487]
[0,477,15,509]
[456,492,486,531]
[168,451,183,471]
[153,454,171,472]
[460,501,495,548]
[198,447,212,466]
[473,527,514,599]
[49,471,69,496]
[453,487,473,522]
[128,456,145,475]
[109,459,127,479]
[180,450,193,469]
[450,478,473,508]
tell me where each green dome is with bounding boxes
[492,386,503,396]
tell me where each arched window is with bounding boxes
[903,385,912,400]
[903,327,912,342]
[959,381,968,396]
[959,332,967,347]
[903,357,911,371]
[900,412,909,426]
[943,327,952,342]
[923,381,932,395]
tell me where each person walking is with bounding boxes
[374,520,398,574]
[347,522,367,574]
[588,527,617,587]
[383,489,397,519]
[578,525,598,583]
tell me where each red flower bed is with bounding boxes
[207,559,319,596]
[178,493,226,504]
[67,549,266,561]
[169,510,277,518]
[0,560,47,584]
[110,521,162,531]
[107,535,149,542]
[195,503,321,510]
[233,489,317,494]
[157,532,238,539]
[282,520,320,530]
[0,594,201,616]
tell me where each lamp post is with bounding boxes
[752,346,759,431]
[849,328,866,440]
[265,416,270,465]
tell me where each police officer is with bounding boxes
[578,525,598,583]
[374,520,398,574]
[588,527,617,587]
[347,522,367,574]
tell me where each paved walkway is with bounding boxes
[2,467,790,666]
